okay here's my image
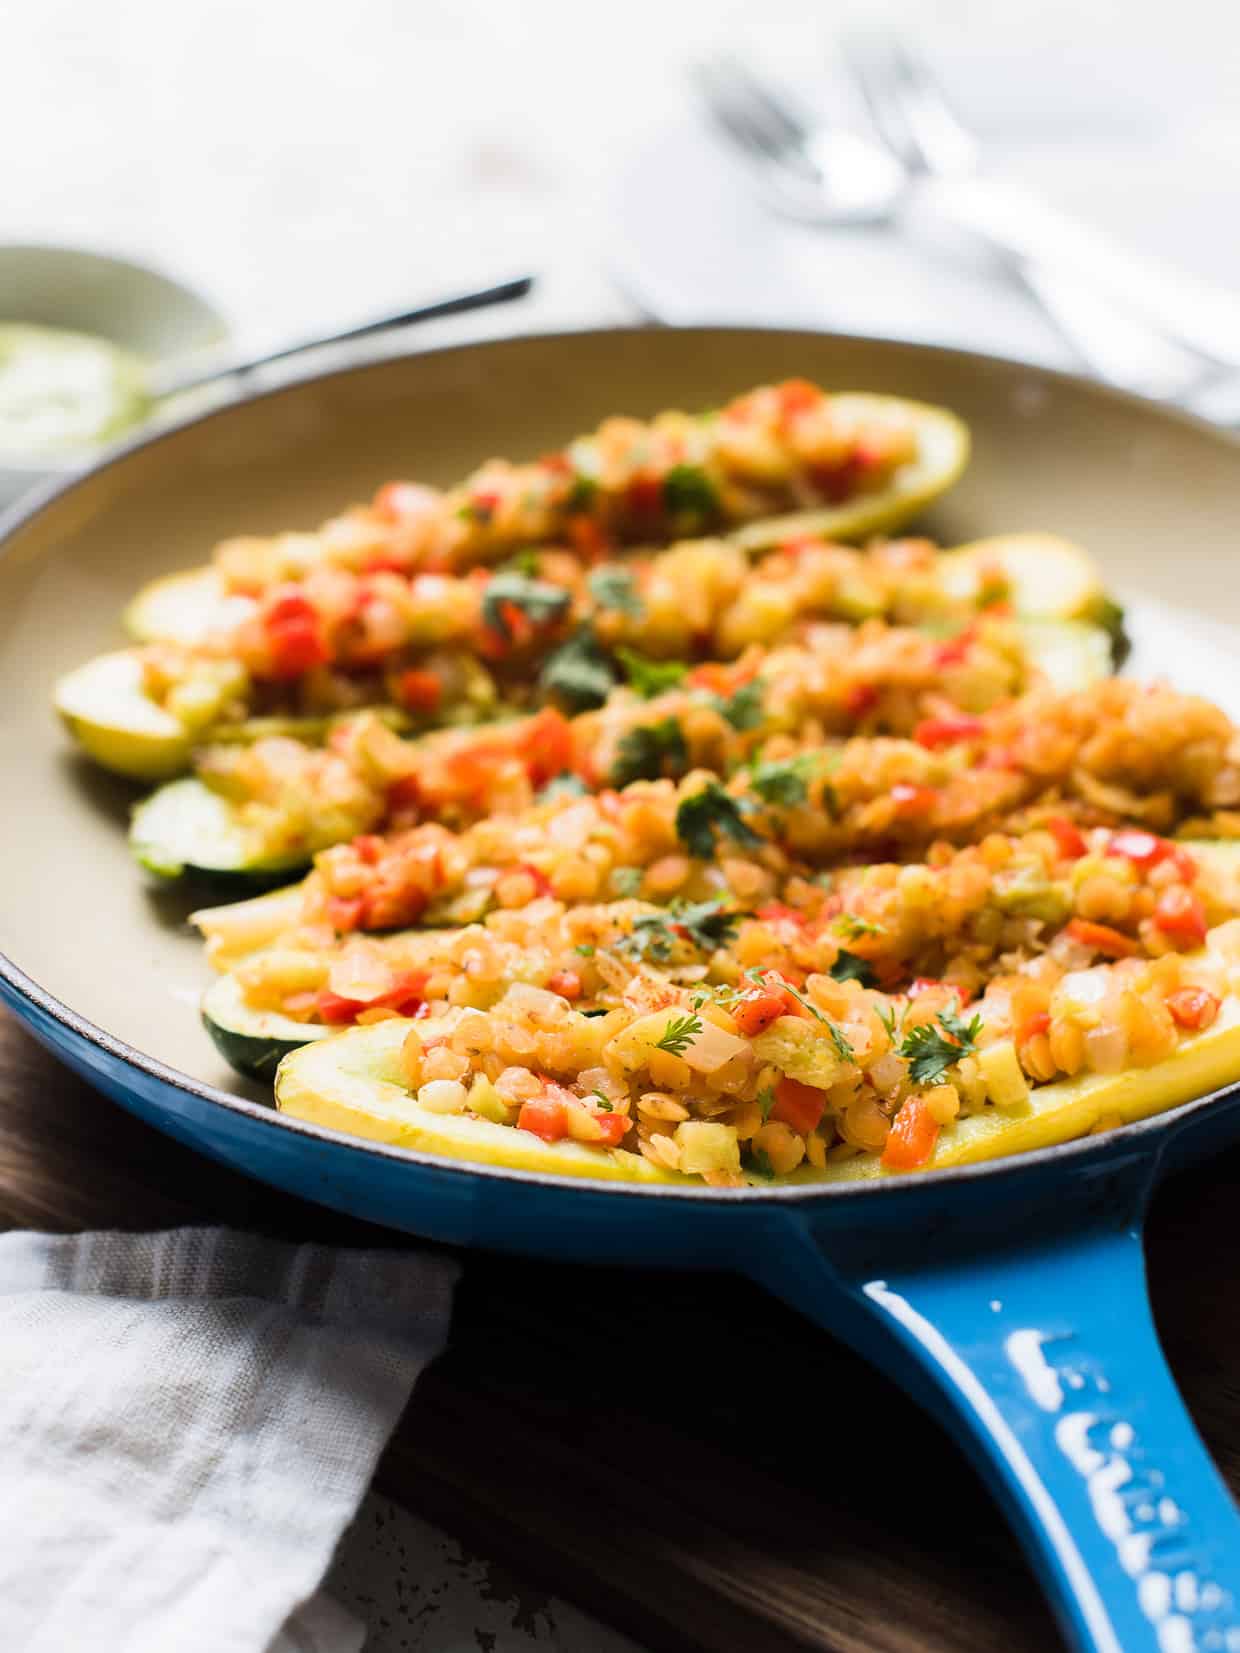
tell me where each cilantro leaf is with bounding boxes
[624,898,743,962]
[749,755,813,808]
[654,1013,702,1055]
[713,678,764,731]
[675,781,763,859]
[575,943,596,957]
[617,647,688,699]
[499,548,541,578]
[749,1147,776,1179]
[566,472,599,513]
[898,1009,983,1086]
[539,628,618,712]
[835,912,884,941]
[611,716,688,788]
[482,572,571,640]
[756,1085,777,1122]
[662,464,720,520]
[588,564,643,619]
[829,949,876,987]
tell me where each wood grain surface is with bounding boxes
[4,1004,1238,1653]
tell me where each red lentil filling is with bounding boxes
[369,917,1240,1183]
[143,532,1006,729]
[211,380,921,591]
[217,678,1240,926]
[229,830,1238,1037]
[189,614,1053,859]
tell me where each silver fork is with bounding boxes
[692,51,1222,407]
[841,34,1213,404]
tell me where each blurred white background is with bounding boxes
[7,0,1239,362]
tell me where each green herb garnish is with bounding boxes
[662,464,720,520]
[617,647,688,699]
[835,913,884,941]
[611,717,689,787]
[829,949,876,987]
[749,1148,776,1179]
[581,1007,610,1018]
[575,943,596,957]
[624,898,743,962]
[588,564,643,619]
[756,1085,777,1122]
[898,1008,983,1085]
[611,867,644,898]
[713,678,764,731]
[675,781,763,859]
[749,755,813,808]
[566,472,599,513]
[482,571,571,640]
[591,1088,614,1111]
[539,628,618,712]
[654,1013,702,1056]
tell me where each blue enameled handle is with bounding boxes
[760,1203,1240,1652]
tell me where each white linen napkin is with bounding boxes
[0,1226,459,1653]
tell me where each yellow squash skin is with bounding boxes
[124,566,256,646]
[275,1016,686,1184]
[53,649,193,781]
[272,987,1240,1189]
[727,397,970,551]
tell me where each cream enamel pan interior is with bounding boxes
[1,326,1239,1109]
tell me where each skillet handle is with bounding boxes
[765,1210,1240,1653]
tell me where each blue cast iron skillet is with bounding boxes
[2,328,1238,1651]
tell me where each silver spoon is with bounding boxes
[147,274,535,401]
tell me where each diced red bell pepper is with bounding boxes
[914,714,984,749]
[396,669,443,714]
[626,475,664,519]
[733,993,787,1037]
[1153,886,1208,945]
[881,1097,940,1170]
[933,629,975,668]
[1017,1010,1051,1045]
[1045,816,1088,860]
[325,896,366,932]
[1064,918,1138,958]
[351,835,384,866]
[890,782,939,818]
[264,597,328,679]
[547,969,582,1001]
[845,683,880,718]
[775,379,822,420]
[590,1112,629,1147]
[771,1076,826,1136]
[517,707,575,785]
[1166,987,1221,1030]
[755,902,808,928]
[517,1097,568,1143]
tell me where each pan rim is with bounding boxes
[5,321,1239,1206]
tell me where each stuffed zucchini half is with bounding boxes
[121,390,970,648]
[269,965,1240,1183]
[128,614,1117,886]
[202,842,1240,1082]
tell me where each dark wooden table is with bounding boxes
[5,1004,1239,1652]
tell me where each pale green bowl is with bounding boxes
[0,243,228,507]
